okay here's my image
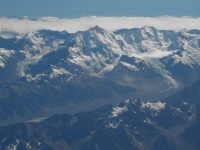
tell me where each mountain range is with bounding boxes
[0,97,199,150]
[0,26,200,126]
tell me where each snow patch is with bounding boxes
[7,139,20,150]
[111,105,128,117]
[141,101,166,111]
[26,142,31,149]
[0,48,15,68]
[108,120,122,128]
[171,51,195,66]
[120,62,139,71]
[124,99,130,104]
[26,73,47,81]
[183,102,188,105]
[143,118,152,124]
[131,48,174,59]
[27,117,47,123]
[50,66,72,78]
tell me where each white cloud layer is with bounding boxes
[0,16,200,35]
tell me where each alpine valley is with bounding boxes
[0,25,200,150]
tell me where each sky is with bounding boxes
[0,0,199,36]
[0,0,200,18]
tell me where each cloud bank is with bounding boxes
[0,16,200,35]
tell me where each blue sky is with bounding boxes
[0,0,200,18]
